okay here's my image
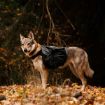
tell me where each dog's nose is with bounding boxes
[24,49,27,52]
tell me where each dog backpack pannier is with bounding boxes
[41,46,67,69]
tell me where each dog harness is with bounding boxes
[30,50,42,59]
[30,45,67,69]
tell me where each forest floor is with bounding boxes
[0,83,105,105]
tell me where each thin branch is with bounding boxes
[54,0,76,31]
[46,0,55,45]
[46,0,55,30]
[35,0,44,35]
[45,0,62,46]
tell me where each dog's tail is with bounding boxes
[84,53,94,78]
[85,67,94,78]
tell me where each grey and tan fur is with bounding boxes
[20,31,94,91]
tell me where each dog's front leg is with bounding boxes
[40,69,48,89]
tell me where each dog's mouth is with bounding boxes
[23,49,31,53]
[23,43,37,57]
[28,49,36,56]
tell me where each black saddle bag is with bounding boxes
[41,46,67,69]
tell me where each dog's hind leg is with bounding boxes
[40,69,49,89]
[69,63,78,78]
[77,62,87,91]
[69,61,87,91]
[78,72,87,91]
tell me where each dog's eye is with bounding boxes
[21,43,24,46]
[29,41,34,45]
[27,42,31,46]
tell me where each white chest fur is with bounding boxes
[32,56,43,72]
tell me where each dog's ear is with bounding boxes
[20,34,25,42]
[28,31,34,40]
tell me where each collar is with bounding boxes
[30,50,42,59]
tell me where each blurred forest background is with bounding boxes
[0,0,105,86]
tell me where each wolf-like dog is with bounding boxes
[20,31,94,91]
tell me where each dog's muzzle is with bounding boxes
[24,49,27,52]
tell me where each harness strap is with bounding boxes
[30,50,42,59]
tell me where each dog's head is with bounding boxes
[20,31,37,56]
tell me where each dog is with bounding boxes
[20,31,94,91]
